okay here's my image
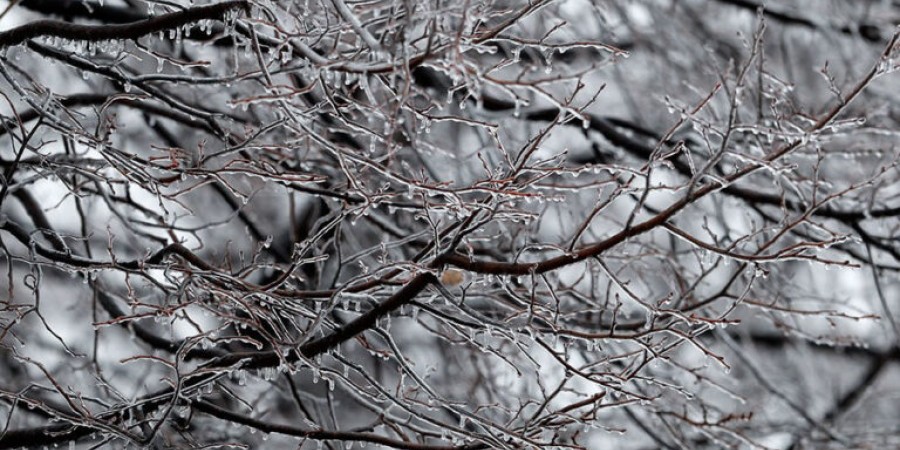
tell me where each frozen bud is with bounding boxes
[440,269,466,287]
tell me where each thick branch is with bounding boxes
[18,0,145,23]
[479,97,900,224]
[0,0,246,48]
[194,400,474,450]
[712,0,884,43]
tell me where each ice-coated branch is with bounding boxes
[0,0,246,48]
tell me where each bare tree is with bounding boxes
[0,0,898,448]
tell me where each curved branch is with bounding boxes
[18,0,145,23]
[712,0,884,43]
[480,96,900,223]
[194,400,475,450]
[0,0,246,48]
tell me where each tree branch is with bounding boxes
[0,0,246,48]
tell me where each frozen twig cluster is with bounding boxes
[0,0,898,449]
